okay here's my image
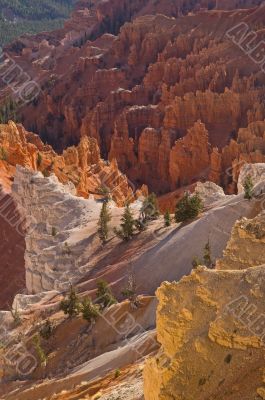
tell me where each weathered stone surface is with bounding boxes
[144,211,265,400]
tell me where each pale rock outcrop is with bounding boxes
[195,181,227,207]
[144,211,265,400]
[238,163,265,195]
[12,166,103,294]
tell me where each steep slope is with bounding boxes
[144,195,265,400]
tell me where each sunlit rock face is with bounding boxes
[144,210,265,400]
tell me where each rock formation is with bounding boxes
[144,202,265,400]
[2,1,265,195]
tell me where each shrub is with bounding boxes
[96,280,117,310]
[140,193,159,222]
[203,240,212,268]
[114,204,135,241]
[192,256,202,269]
[243,175,254,200]
[0,147,8,161]
[11,306,21,326]
[39,319,54,340]
[114,369,121,378]
[37,152,42,168]
[51,227,57,237]
[164,210,171,227]
[121,271,138,306]
[81,298,99,323]
[98,201,112,244]
[60,285,80,317]
[32,334,47,366]
[175,192,203,223]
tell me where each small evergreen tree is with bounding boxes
[39,319,54,340]
[60,285,80,318]
[122,270,139,308]
[203,240,212,268]
[243,175,254,200]
[96,280,117,310]
[141,193,160,222]
[114,204,135,241]
[81,297,99,323]
[98,201,112,244]
[192,256,202,269]
[164,210,171,227]
[37,152,42,168]
[175,192,203,223]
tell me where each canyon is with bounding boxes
[0,1,265,399]
[1,0,264,195]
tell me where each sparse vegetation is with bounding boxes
[175,192,203,223]
[51,227,57,237]
[192,256,202,269]
[32,334,47,366]
[11,306,21,326]
[203,240,213,268]
[60,285,80,318]
[114,204,135,241]
[37,152,42,168]
[0,146,8,161]
[98,201,112,244]
[243,175,254,200]
[140,193,160,222]
[114,369,121,378]
[62,242,71,255]
[39,319,54,340]
[81,297,99,324]
[96,280,117,310]
[164,210,171,227]
[121,270,139,307]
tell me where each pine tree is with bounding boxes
[121,270,138,307]
[96,280,117,310]
[60,285,80,317]
[98,201,112,244]
[114,204,135,241]
[141,193,160,222]
[164,210,171,227]
[175,192,203,223]
[81,297,99,323]
[203,240,212,268]
[243,175,254,200]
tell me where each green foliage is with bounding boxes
[141,193,160,222]
[98,201,112,244]
[81,297,99,323]
[96,280,117,310]
[51,226,57,237]
[203,240,212,268]
[121,271,138,307]
[164,210,171,227]
[39,319,54,340]
[11,306,21,326]
[243,175,254,200]
[175,192,203,223]
[60,285,80,318]
[192,256,202,269]
[0,146,8,161]
[37,152,42,168]
[0,0,75,45]
[0,98,19,124]
[114,204,135,241]
[114,369,121,378]
[32,334,47,366]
